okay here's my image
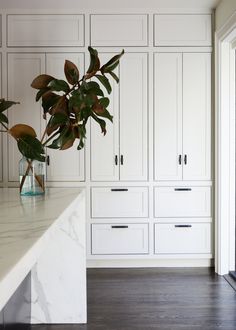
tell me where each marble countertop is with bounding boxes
[0,187,84,311]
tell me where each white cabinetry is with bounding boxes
[46,53,85,182]
[91,52,148,181]
[0,53,2,182]
[154,52,211,181]
[7,53,45,182]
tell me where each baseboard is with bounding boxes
[87,258,214,268]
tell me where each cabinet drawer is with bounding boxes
[91,187,148,218]
[7,15,84,47]
[154,223,211,254]
[154,14,211,46]
[92,224,149,255]
[90,14,148,46]
[154,187,211,217]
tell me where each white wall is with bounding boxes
[215,0,236,31]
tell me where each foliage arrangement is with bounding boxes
[0,47,124,163]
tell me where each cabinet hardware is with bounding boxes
[111,225,129,229]
[184,154,187,165]
[174,188,192,191]
[178,155,182,165]
[121,155,124,165]
[174,225,192,228]
[115,155,118,165]
[111,188,128,192]
[47,155,50,166]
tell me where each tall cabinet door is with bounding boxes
[154,53,183,181]
[183,53,211,180]
[7,53,45,181]
[120,53,148,181]
[90,53,119,181]
[46,53,85,182]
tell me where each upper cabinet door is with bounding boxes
[154,53,183,181]
[120,53,148,181]
[90,53,120,182]
[7,53,45,182]
[183,53,211,181]
[46,53,85,182]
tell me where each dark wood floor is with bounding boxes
[32,268,236,330]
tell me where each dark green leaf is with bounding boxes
[95,75,112,94]
[64,60,79,85]
[96,109,113,122]
[0,112,8,124]
[0,100,20,113]
[99,97,110,108]
[47,127,74,150]
[36,87,51,102]
[108,71,119,83]
[87,46,100,74]
[48,113,68,127]
[100,49,124,74]
[49,79,70,93]
[42,92,60,115]
[91,113,107,135]
[17,135,45,162]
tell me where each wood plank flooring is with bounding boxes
[32,268,236,330]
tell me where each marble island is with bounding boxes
[0,188,86,325]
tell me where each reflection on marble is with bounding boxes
[4,272,31,329]
[31,192,87,323]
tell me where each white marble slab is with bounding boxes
[0,188,86,323]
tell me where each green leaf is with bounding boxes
[42,92,61,115]
[0,100,20,113]
[47,127,74,150]
[96,109,113,122]
[48,113,68,128]
[95,75,112,94]
[64,60,79,85]
[91,113,107,135]
[49,79,70,93]
[0,112,8,124]
[17,135,45,162]
[99,97,110,108]
[87,46,100,74]
[36,87,51,102]
[108,71,119,83]
[100,49,124,74]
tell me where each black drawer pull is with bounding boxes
[174,188,192,191]
[47,155,50,166]
[111,225,129,229]
[184,154,187,165]
[175,225,192,228]
[115,155,118,165]
[111,188,128,192]
[121,155,124,165]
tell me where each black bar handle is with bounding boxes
[184,154,187,165]
[111,225,129,229]
[47,155,50,166]
[174,188,192,191]
[115,155,118,165]
[111,188,128,192]
[175,225,192,228]
[178,155,182,165]
[121,155,124,165]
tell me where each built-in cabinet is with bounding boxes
[91,52,148,182]
[2,11,213,267]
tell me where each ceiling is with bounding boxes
[0,0,221,10]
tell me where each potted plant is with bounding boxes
[0,47,124,195]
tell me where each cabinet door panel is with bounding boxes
[90,53,119,181]
[120,53,148,181]
[0,53,2,182]
[154,53,183,181]
[183,53,211,180]
[46,53,85,182]
[7,53,45,181]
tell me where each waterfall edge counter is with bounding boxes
[0,188,86,324]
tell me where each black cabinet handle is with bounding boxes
[121,155,124,165]
[178,155,182,165]
[47,155,50,166]
[184,154,187,165]
[175,225,192,228]
[115,155,118,165]
[174,188,192,191]
[111,225,129,229]
[111,188,128,192]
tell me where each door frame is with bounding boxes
[215,11,236,275]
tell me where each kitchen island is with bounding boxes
[0,188,86,325]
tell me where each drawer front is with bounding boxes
[92,224,149,255]
[7,15,84,47]
[154,187,211,217]
[90,14,148,46]
[91,187,148,218]
[154,223,211,254]
[154,14,211,46]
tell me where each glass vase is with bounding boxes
[19,157,46,196]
